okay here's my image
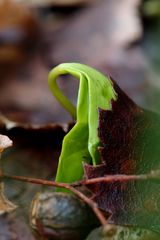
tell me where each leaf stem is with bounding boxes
[48,66,77,120]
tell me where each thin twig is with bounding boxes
[2,170,160,226]
[73,171,160,187]
[2,173,107,226]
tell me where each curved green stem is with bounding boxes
[48,66,77,120]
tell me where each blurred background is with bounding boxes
[0,0,160,125]
[0,0,160,238]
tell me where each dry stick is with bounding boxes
[2,171,160,225]
[2,173,107,226]
[73,171,160,187]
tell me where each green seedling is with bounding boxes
[49,63,117,184]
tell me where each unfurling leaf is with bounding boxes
[48,63,117,183]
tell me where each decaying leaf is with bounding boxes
[84,81,160,232]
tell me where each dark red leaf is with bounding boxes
[84,81,160,232]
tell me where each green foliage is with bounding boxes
[48,63,117,183]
